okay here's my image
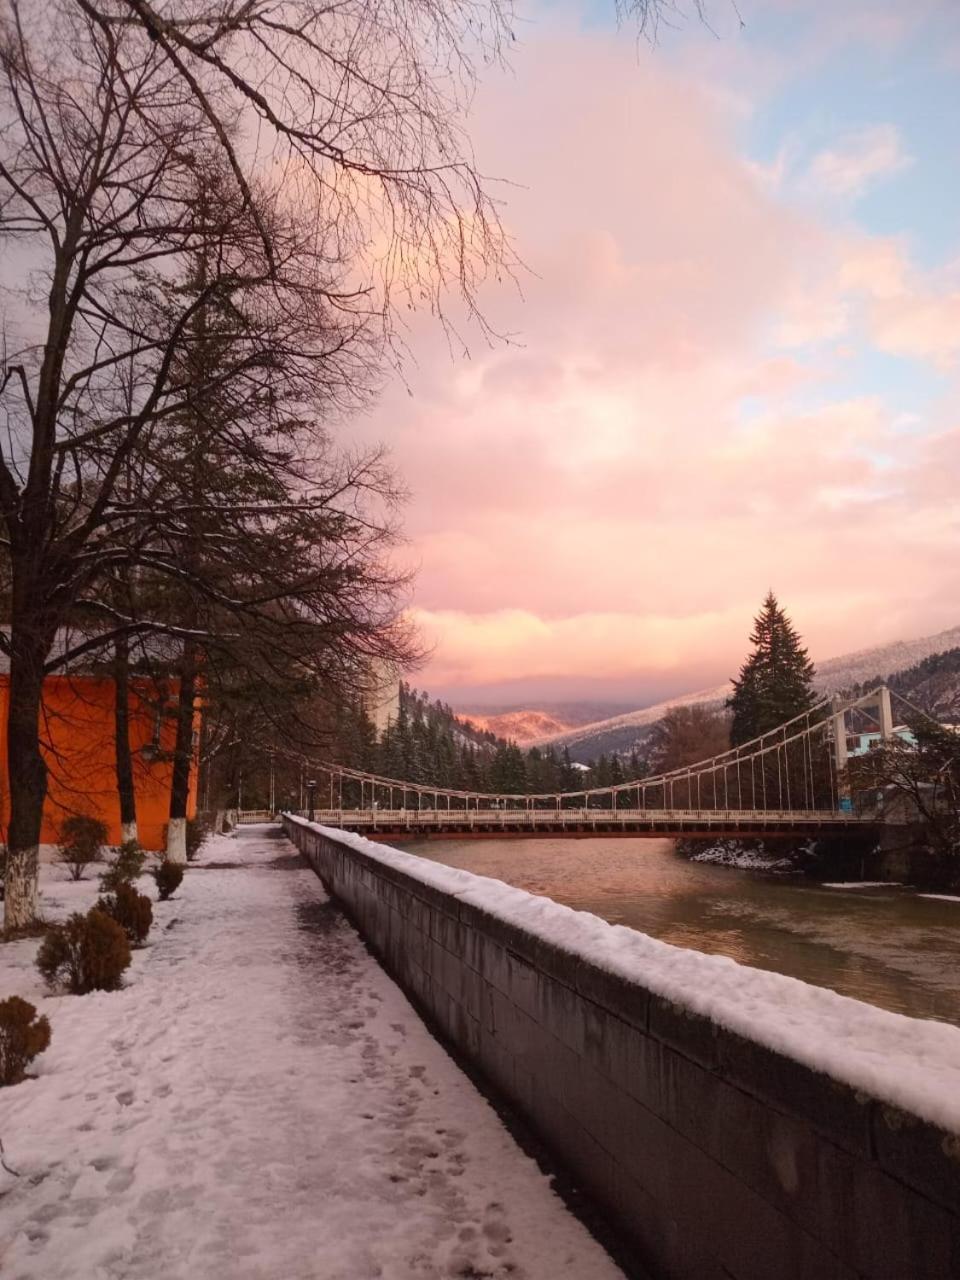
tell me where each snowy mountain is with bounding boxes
[535,623,960,764]
[459,709,574,742]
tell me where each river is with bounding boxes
[402,836,960,1026]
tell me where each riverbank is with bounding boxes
[677,831,960,891]
[680,837,804,873]
[0,827,623,1279]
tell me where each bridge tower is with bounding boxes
[832,684,894,809]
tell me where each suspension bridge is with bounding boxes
[240,685,926,840]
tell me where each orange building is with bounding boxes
[0,674,199,852]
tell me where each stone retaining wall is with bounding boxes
[283,817,960,1280]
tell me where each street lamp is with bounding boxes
[307,779,317,822]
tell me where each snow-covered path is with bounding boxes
[0,827,624,1280]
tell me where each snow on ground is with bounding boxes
[919,894,960,903]
[821,882,900,890]
[305,821,960,1137]
[0,826,624,1280]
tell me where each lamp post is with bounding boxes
[307,779,317,823]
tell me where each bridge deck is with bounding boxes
[254,807,876,839]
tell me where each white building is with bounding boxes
[363,660,401,736]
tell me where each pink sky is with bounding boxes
[357,2,960,705]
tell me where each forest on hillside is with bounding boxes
[327,684,648,797]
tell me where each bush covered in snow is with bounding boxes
[36,908,131,993]
[56,814,108,882]
[0,995,51,1085]
[152,860,184,901]
[99,840,146,893]
[97,882,153,946]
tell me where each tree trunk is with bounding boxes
[113,635,138,846]
[4,628,50,929]
[166,642,198,865]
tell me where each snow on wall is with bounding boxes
[292,817,960,1136]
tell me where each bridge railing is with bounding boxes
[298,807,872,828]
[237,809,276,824]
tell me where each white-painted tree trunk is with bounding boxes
[5,846,39,929]
[213,809,225,835]
[166,817,187,865]
[120,820,139,847]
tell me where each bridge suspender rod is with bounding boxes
[801,737,808,809]
[784,745,790,811]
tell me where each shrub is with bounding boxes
[99,840,146,893]
[152,860,184,901]
[97,882,153,946]
[55,814,108,882]
[186,814,213,862]
[36,909,131,994]
[0,996,51,1086]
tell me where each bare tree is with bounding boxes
[647,704,731,774]
[0,5,392,922]
[72,0,519,339]
[74,0,706,329]
[847,722,960,881]
[0,0,710,922]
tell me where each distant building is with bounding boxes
[363,660,401,736]
[846,725,916,757]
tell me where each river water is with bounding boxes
[402,837,960,1026]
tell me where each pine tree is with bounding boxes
[559,748,578,792]
[728,593,816,746]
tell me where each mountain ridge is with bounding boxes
[459,709,574,741]
[527,622,960,763]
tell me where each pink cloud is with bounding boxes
[351,17,960,699]
[806,125,912,199]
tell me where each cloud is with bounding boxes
[410,583,924,696]
[806,125,912,199]
[872,290,960,367]
[351,15,960,701]
[837,240,960,367]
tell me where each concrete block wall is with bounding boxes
[283,817,960,1280]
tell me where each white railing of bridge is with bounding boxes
[288,807,873,828]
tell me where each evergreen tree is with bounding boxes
[728,593,816,746]
[559,747,578,792]
[627,749,647,781]
[490,743,527,795]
